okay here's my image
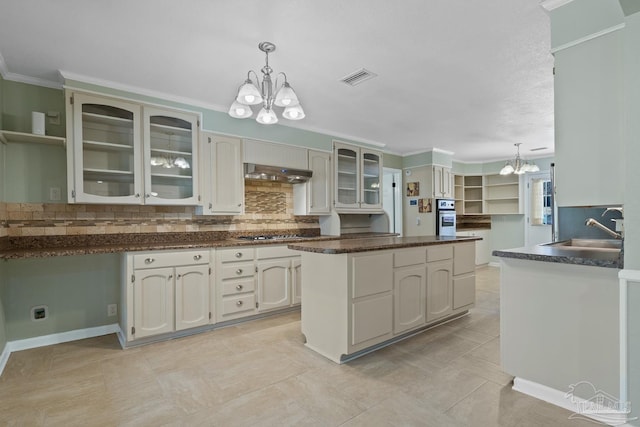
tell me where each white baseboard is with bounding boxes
[513,377,635,426]
[488,261,501,268]
[0,324,120,377]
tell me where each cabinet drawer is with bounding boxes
[220,278,255,296]
[133,250,209,269]
[426,245,453,262]
[218,247,255,262]
[256,245,297,259]
[394,249,425,267]
[220,262,255,280]
[221,294,256,316]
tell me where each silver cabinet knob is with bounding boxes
[168,275,173,280]
[177,274,182,279]
[145,258,154,264]
[135,193,140,198]
[237,203,242,207]
[236,284,243,291]
[236,269,243,275]
[145,193,151,198]
[236,300,243,306]
[193,254,202,261]
[235,252,242,258]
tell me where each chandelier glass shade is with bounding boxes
[500,143,540,175]
[228,42,305,124]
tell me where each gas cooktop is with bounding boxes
[235,235,308,241]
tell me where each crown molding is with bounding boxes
[0,53,62,89]
[539,0,575,13]
[550,23,625,53]
[402,147,455,157]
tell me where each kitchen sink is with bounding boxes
[542,238,622,251]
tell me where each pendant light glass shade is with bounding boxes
[499,163,515,175]
[228,100,253,119]
[282,104,305,120]
[256,107,278,124]
[236,80,263,105]
[274,82,299,107]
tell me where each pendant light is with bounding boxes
[500,143,540,175]
[228,42,305,124]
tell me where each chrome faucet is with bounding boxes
[585,206,623,239]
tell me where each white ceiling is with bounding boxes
[0,0,554,163]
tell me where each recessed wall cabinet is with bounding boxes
[201,132,244,215]
[66,92,200,205]
[121,249,211,344]
[294,150,332,215]
[432,165,453,199]
[334,141,383,212]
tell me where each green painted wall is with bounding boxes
[0,262,7,356]
[382,152,403,170]
[3,254,120,340]
[1,80,65,137]
[5,142,66,203]
[402,151,432,169]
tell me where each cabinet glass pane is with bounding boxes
[362,152,380,205]
[81,104,135,197]
[148,115,193,200]
[337,148,358,205]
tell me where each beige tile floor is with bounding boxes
[0,266,595,426]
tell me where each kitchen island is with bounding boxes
[494,244,622,422]
[288,236,480,363]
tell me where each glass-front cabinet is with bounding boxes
[334,141,382,212]
[71,93,143,203]
[68,92,199,205]
[143,108,198,205]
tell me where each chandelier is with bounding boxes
[228,42,305,125]
[499,143,540,175]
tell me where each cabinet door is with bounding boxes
[292,258,302,305]
[334,143,360,209]
[143,107,199,205]
[71,93,143,204]
[433,166,443,198]
[453,273,475,309]
[257,259,291,312]
[308,150,332,214]
[426,260,453,322]
[394,266,426,334]
[443,167,453,198]
[175,265,210,331]
[361,149,382,209]
[352,294,393,346]
[209,134,243,214]
[133,267,175,339]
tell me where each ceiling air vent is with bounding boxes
[530,147,548,152]
[340,68,378,86]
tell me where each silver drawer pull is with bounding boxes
[236,268,243,275]
[236,284,243,291]
[168,275,173,280]
[193,254,202,261]
[236,300,243,306]
[235,252,242,258]
[176,274,182,279]
[145,258,154,264]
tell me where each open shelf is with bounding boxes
[0,130,66,147]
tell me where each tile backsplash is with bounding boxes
[0,180,318,237]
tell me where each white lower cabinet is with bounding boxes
[122,249,211,343]
[393,265,426,334]
[216,245,302,321]
[426,260,453,322]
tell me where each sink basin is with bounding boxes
[543,239,622,251]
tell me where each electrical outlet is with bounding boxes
[31,305,48,321]
[107,304,117,317]
[49,187,61,201]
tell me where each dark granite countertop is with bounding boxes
[492,245,622,269]
[288,235,481,254]
[0,231,399,260]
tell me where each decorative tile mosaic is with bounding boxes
[2,180,318,237]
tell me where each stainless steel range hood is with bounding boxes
[244,163,313,184]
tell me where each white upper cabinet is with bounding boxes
[334,141,383,212]
[432,165,453,199]
[294,149,332,215]
[69,93,143,204]
[143,107,199,205]
[67,91,200,205]
[201,132,244,215]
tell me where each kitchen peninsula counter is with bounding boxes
[288,236,480,363]
[493,243,622,269]
[287,235,481,254]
